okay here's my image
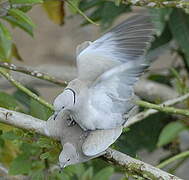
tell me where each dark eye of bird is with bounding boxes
[62,106,65,109]
[68,159,70,162]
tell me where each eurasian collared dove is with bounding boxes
[53,14,154,130]
[51,14,155,167]
[46,111,122,168]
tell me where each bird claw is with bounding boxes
[67,116,76,127]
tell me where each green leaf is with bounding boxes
[10,0,43,4]
[65,163,85,178]
[149,8,172,36]
[115,113,168,156]
[115,0,122,6]
[11,43,23,61]
[50,170,70,180]
[157,122,187,147]
[3,15,34,36]
[81,167,93,180]
[1,131,21,141]
[169,9,189,67]
[68,0,81,14]
[8,8,35,27]
[100,1,131,29]
[13,88,33,109]
[0,92,20,110]
[0,137,5,148]
[93,167,114,180]
[20,142,41,156]
[80,0,131,29]
[43,0,64,25]
[9,153,32,175]
[0,22,12,60]
[30,99,53,120]
[40,151,50,160]
[31,170,45,180]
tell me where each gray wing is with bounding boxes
[82,127,122,156]
[89,61,149,114]
[76,15,154,82]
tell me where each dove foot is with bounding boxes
[66,116,76,127]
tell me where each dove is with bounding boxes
[53,14,155,132]
[46,110,122,168]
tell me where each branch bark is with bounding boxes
[125,92,189,127]
[0,62,67,86]
[135,100,189,117]
[0,107,182,180]
[104,149,182,180]
[123,0,189,8]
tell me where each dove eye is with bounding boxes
[62,106,65,109]
[67,159,70,162]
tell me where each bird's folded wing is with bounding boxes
[76,15,154,82]
[82,126,122,156]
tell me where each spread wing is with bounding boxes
[89,61,149,115]
[76,15,154,83]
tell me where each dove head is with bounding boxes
[53,79,87,120]
[53,87,76,119]
[59,143,79,168]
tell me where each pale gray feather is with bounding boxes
[76,15,154,82]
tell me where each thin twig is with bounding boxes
[0,62,67,86]
[65,0,99,26]
[126,93,189,127]
[135,100,189,117]
[0,68,54,111]
[157,151,189,169]
[0,0,42,17]
[123,0,189,8]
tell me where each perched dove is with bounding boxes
[46,111,122,168]
[51,14,155,167]
[53,14,154,131]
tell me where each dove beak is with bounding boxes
[58,162,67,172]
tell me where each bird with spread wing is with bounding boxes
[53,15,154,130]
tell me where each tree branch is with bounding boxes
[0,68,54,111]
[104,148,182,180]
[0,107,182,180]
[125,93,189,127]
[0,64,76,89]
[0,107,47,136]
[135,99,189,117]
[157,151,189,169]
[0,0,41,17]
[123,0,189,8]
[0,62,67,86]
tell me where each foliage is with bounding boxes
[0,0,189,179]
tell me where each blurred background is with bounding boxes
[0,0,189,179]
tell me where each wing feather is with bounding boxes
[76,15,154,82]
[89,61,149,115]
